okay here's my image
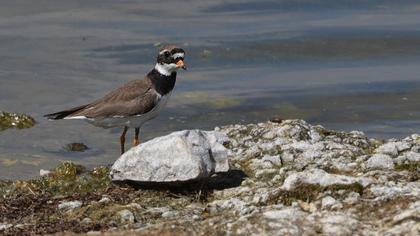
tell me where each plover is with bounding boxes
[45,45,186,154]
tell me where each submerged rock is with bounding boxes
[64,142,89,152]
[110,130,229,183]
[0,111,35,131]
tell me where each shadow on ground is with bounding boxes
[114,169,248,194]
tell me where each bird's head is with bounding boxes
[155,45,186,76]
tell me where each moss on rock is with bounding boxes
[0,111,35,131]
[0,162,112,199]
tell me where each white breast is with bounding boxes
[138,92,172,124]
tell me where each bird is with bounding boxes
[45,45,186,154]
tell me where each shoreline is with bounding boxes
[1,119,419,235]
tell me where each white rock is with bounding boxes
[366,154,395,170]
[98,197,111,204]
[117,209,135,224]
[394,141,412,152]
[369,182,420,201]
[321,196,337,209]
[376,143,399,156]
[161,211,178,218]
[58,200,82,212]
[281,169,370,191]
[396,151,420,163]
[110,130,229,182]
[309,128,322,142]
[39,169,52,177]
[261,155,282,166]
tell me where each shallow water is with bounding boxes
[1,0,420,179]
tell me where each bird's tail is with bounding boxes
[44,104,89,120]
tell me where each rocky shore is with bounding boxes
[0,119,419,235]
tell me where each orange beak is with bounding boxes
[176,59,187,70]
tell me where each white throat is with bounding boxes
[155,63,177,76]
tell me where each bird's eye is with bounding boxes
[164,51,171,57]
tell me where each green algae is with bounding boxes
[0,111,36,131]
[0,162,112,199]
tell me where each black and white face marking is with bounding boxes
[155,48,186,76]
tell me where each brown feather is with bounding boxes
[71,76,158,118]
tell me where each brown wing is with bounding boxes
[70,78,158,118]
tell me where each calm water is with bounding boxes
[1,0,420,179]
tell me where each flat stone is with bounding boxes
[281,169,370,191]
[110,130,229,183]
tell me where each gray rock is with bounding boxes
[321,196,337,209]
[81,218,93,224]
[161,211,179,218]
[58,200,82,212]
[394,141,412,152]
[366,154,395,170]
[281,169,371,190]
[116,209,135,224]
[369,182,420,201]
[110,130,229,182]
[395,151,420,164]
[375,142,399,156]
[98,197,111,204]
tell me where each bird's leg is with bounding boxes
[133,127,140,146]
[120,126,128,154]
